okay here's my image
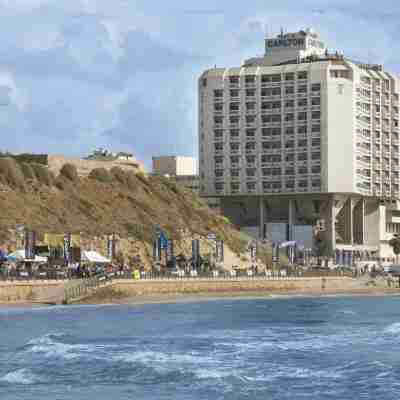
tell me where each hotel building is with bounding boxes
[198,28,400,260]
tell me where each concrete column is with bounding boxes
[350,198,354,245]
[259,197,265,239]
[288,199,296,241]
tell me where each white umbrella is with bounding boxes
[8,250,48,263]
[81,251,111,263]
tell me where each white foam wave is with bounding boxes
[26,334,90,360]
[0,369,38,385]
[384,322,400,334]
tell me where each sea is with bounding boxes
[1,296,400,400]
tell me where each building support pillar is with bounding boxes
[259,197,265,239]
[288,199,296,241]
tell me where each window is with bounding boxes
[272,181,282,189]
[246,115,256,124]
[312,152,321,160]
[298,166,308,174]
[215,169,224,177]
[245,142,256,150]
[263,182,272,190]
[298,126,307,134]
[262,168,271,176]
[246,155,256,164]
[231,182,240,191]
[298,153,308,161]
[261,74,281,83]
[214,89,223,98]
[271,74,281,83]
[298,112,307,121]
[229,76,239,84]
[285,100,294,108]
[298,180,308,188]
[229,103,239,112]
[312,124,320,133]
[215,182,224,191]
[214,143,223,151]
[285,140,295,149]
[229,116,239,124]
[246,168,256,177]
[285,154,295,162]
[312,180,321,188]
[312,97,321,106]
[285,73,295,81]
[246,102,256,111]
[231,169,240,177]
[214,116,223,124]
[230,143,239,150]
[312,138,321,147]
[312,83,321,92]
[262,101,273,110]
[285,168,295,175]
[298,139,307,147]
[285,127,295,135]
[245,75,256,84]
[215,156,223,164]
[214,103,223,111]
[246,89,256,97]
[230,156,239,164]
[230,129,239,137]
[246,129,256,137]
[230,89,239,97]
[286,181,295,189]
[272,168,281,176]
[312,111,321,120]
[285,113,294,122]
[297,71,308,80]
[312,166,321,174]
[298,98,307,107]
[298,85,308,94]
[214,129,223,138]
[285,86,294,95]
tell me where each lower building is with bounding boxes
[221,194,399,262]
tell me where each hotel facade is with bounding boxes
[198,29,400,260]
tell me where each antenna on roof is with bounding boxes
[280,27,284,37]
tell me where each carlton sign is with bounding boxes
[266,37,325,50]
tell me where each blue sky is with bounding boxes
[0,0,399,168]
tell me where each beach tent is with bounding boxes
[7,250,47,263]
[81,251,111,264]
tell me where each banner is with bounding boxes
[24,230,36,260]
[166,240,174,262]
[63,233,71,264]
[153,238,161,261]
[192,239,200,269]
[107,234,116,260]
[216,240,224,262]
[272,242,280,263]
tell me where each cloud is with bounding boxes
[0,0,399,168]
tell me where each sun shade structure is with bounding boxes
[81,251,111,264]
[7,250,47,263]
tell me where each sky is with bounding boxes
[0,0,399,169]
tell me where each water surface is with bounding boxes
[1,296,400,399]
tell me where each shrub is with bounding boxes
[125,172,139,191]
[135,171,148,186]
[20,162,36,181]
[54,175,71,191]
[0,158,25,189]
[88,168,112,183]
[31,163,54,186]
[110,167,127,184]
[60,163,79,182]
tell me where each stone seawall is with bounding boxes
[111,277,362,297]
[0,281,65,302]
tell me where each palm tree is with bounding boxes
[389,234,400,264]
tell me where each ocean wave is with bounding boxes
[0,369,39,385]
[24,333,90,360]
[384,322,400,334]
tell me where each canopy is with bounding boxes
[7,250,48,263]
[81,251,110,264]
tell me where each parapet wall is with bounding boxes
[47,155,144,177]
[111,277,362,297]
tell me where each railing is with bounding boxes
[63,274,113,304]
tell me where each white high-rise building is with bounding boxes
[198,28,400,261]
